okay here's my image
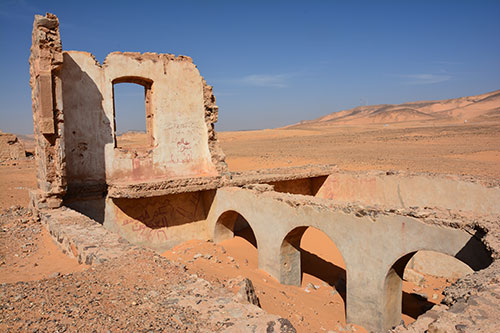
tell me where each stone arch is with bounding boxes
[381,233,492,330]
[111,76,154,148]
[213,210,258,248]
[279,226,347,290]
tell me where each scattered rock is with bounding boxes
[235,277,260,307]
[306,282,319,290]
[404,268,426,287]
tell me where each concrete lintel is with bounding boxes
[226,164,337,187]
[107,176,222,198]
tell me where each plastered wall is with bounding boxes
[61,51,225,191]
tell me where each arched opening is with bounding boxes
[383,234,492,329]
[112,76,153,149]
[280,227,347,316]
[214,210,258,248]
[213,210,258,269]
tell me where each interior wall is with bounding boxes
[103,190,216,252]
[60,51,221,190]
[316,172,500,215]
[269,176,328,196]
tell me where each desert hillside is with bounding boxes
[290,89,500,127]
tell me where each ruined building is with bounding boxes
[29,13,500,332]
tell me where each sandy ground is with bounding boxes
[0,159,36,210]
[1,121,497,331]
[162,228,451,332]
[0,207,88,284]
[218,123,500,179]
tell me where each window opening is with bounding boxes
[112,77,153,149]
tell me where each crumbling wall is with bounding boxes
[0,132,26,161]
[104,190,215,252]
[60,51,227,188]
[59,51,110,201]
[29,12,228,225]
[29,13,65,211]
[203,79,228,178]
[29,12,229,250]
[316,171,500,215]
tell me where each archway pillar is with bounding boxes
[346,264,398,332]
[258,246,283,283]
[278,240,302,286]
[277,226,308,286]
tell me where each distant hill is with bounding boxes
[289,89,500,127]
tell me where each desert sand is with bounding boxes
[219,123,500,179]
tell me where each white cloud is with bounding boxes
[402,73,452,85]
[240,74,291,88]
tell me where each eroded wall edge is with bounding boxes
[29,13,65,214]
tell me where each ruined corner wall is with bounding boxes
[61,51,227,189]
[202,79,229,179]
[29,13,65,212]
[59,51,228,250]
[29,13,229,243]
[28,13,228,198]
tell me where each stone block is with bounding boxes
[408,251,473,279]
[403,268,426,287]
[47,197,62,209]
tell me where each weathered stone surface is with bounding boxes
[236,277,261,307]
[61,51,226,189]
[393,262,500,332]
[40,207,137,264]
[0,132,25,161]
[403,268,426,287]
[209,186,498,332]
[407,250,473,279]
[108,175,221,198]
[30,13,228,214]
[316,170,500,215]
[29,13,65,210]
[227,163,337,187]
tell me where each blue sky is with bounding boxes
[1,0,499,134]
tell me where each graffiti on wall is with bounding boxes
[114,191,207,243]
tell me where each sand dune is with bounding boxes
[290,89,500,127]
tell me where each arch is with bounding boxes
[381,234,492,330]
[213,210,258,248]
[280,226,347,295]
[112,76,154,149]
[112,76,153,86]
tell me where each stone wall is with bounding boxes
[29,13,228,220]
[0,132,26,161]
[60,51,227,192]
[316,171,500,215]
[29,13,66,212]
